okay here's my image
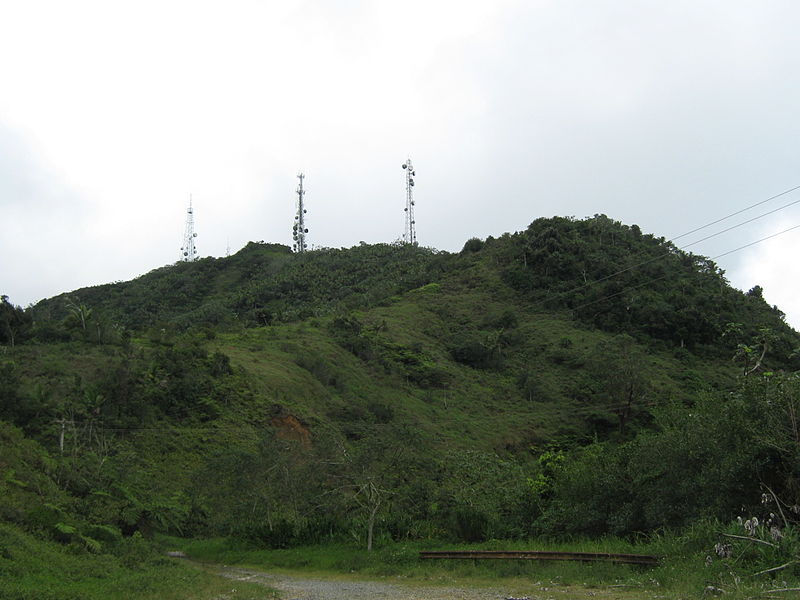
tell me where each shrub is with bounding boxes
[449,332,498,369]
[243,519,296,549]
[460,237,484,253]
[450,506,489,542]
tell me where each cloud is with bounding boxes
[0,1,799,329]
[0,124,97,305]
[727,217,800,329]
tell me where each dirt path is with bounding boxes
[216,566,646,600]
[219,567,510,600]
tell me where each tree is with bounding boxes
[0,361,22,421]
[435,449,529,540]
[0,295,31,347]
[739,372,800,504]
[539,389,764,536]
[590,335,650,436]
[65,299,92,332]
[329,430,411,551]
[724,323,778,376]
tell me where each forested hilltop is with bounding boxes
[2,215,800,596]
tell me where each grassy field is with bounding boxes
[176,528,800,600]
[0,524,276,600]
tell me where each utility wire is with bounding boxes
[670,183,800,242]
[538,187,800,306]
[710,222,800,260]
[571,223,800,312]
[571,275,671,311]
[681,195,800,250]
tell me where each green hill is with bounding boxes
[26,214,797,359]
[2,214,800,557]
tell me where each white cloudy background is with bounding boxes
[1,0,799,327]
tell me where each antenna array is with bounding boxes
[292,173,309,252]
[179,195,198,261]
[401,158,417,245]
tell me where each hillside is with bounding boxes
[2,214,800,557]
[26,214,798,360]
[26,241,445,332]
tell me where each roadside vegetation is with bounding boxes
[178,520,800,599]
[0,523,273,600]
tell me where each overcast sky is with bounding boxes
[1,1,799,328]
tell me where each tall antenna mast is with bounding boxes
[401,158,417,245]
[180,194,198,261]
[292,172,309,252]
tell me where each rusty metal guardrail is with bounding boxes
[419,550,660,566]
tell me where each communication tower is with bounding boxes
[292,173,309,252]
[179,195,198,261]
[401,158,417,245]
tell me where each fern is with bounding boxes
[53,522,76,535]
[79,534,102,553]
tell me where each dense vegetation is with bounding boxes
[3,214,800,596]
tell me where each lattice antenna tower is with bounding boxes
[401,158,417,245]
[292,172,309,252]
[180,195,198,261]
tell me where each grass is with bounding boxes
[174,529,800,600]
[179,537,662,594]
[0,524,276,600]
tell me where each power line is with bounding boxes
[680,194,800,250]
[712,222,800,260]
[670,183,800,242]
[539,186,800,306]
[571,222,800,312]
[571,274,671,311]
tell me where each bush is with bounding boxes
[329,316,375,361]
[243,518,297,549]
[295,352,339,388]
[450,507,489,542]
[84,524,122,545]
[449,332,499,369]
[461,237,484,254]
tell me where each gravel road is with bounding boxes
[218,566,537,600]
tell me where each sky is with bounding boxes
[1,0,799,328]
